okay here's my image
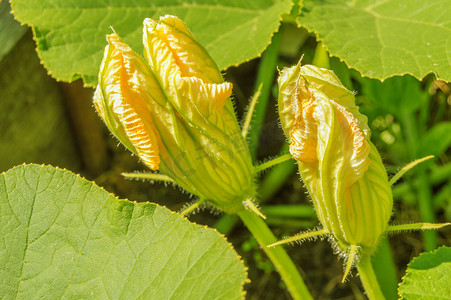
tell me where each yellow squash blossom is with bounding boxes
[278,60,393,253]
[94,15,255,213]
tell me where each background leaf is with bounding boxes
[398,246,451,299]
[0,164,246,299]
[11,0,291,87]
[417,122,451,157]
[0,1,27,63]
[359,75,429,117]
[356,74,430,163]
[299,0,451,81]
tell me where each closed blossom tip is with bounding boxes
[143,14,223,84]
[94,15,255,213]
[278,59,393,252]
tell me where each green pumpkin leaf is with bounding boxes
[399,246,451,299]
[0,164,246,299]
[10,0,291,87]
[299,0,451,81]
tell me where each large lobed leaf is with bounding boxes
[11,0,291,87]
[299,0,451,81]
[399,246,451,299]
[0,164,246,299]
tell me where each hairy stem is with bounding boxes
[389,155,434,186]
[180,198,205,216]
[247,32,281,161]
[122,172,175,182]
[357,254,386,300]
[255,154,293,173]
[242,84,262,138]
[387,222,451,232]
[371,238,398,300]
[238,210,313,300]
[267,229,328,248]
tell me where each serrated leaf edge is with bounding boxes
[9,4,94,87]
[10,1,293,88]
[2,163,249,299]
[296,24,442,82]
[398,245,450,299]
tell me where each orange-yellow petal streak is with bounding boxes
[99,34,161,170]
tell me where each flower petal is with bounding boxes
[178,76,233,116]
[143,15,223,84]
[94,33,161,170]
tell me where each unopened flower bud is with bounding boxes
[94,16,255,213]
[278,60,393,252]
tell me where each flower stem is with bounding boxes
[255,154,293,173]
[258,144,297,200]
[242,83,262,138]
[247,32,281,161]
[388,155,434,186]
[238,209,313,300]
[357,254,386,300]
[267,229,328,248]
[371,237,398,300]
[180,198,205,216]
[387,222,450,232]
[121,172,175,182]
